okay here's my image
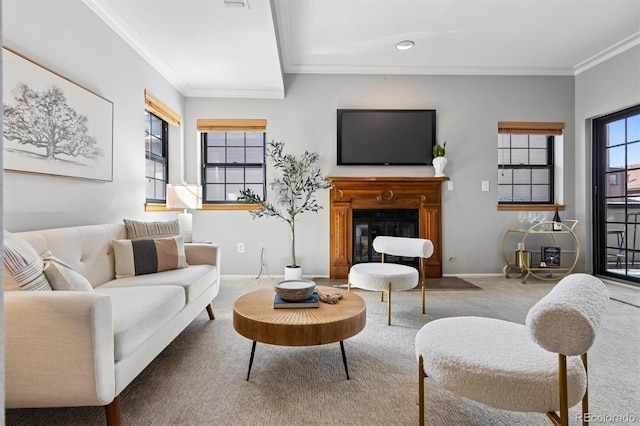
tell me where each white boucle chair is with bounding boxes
[415,273,610,426]
[348,236,434,325]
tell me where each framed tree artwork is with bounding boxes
[2,47,113,181]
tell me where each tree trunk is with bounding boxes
[290,220,296,268]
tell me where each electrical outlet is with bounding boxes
[447,181,454,191]
[481,180,490,192]
[237,243,244,253]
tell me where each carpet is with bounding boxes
[6,276,639,426]
[312,276,481,291]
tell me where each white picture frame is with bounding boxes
[3,47,113,182]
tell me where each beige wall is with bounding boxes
[186,74,575,275]
[3,0,185,232]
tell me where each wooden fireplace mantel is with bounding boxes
[328,176,448,279]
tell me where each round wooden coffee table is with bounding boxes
[233,286,366,380]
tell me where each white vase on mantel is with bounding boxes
[284,265,303,280]
[432,156,448,177]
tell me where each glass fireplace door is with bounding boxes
[352,209,419,267]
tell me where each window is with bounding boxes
[593,104,640,283]
[144,91,181,206]
[145,111,168,202]
[497,122,564,205]
[198,119,267,204]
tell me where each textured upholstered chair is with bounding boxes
[348,236,434,325]
[415,273,609,426]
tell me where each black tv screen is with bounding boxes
[337,109,436,165]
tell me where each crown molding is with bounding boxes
[574,31,640,75]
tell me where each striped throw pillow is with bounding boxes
[123,219,180,240]
[3,231,52,291]
[113,235,187,278]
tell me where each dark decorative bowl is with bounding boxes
[274,279,316,302]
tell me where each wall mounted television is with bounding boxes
[337,109,436,165]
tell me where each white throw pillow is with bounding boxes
[42,254,94,292]
[3,231,52,291]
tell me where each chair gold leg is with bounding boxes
[387,282,392,325]
[418,355,426,426]
[558,353,569,426]
[581,353,589,425]
[381,290,385,302]
[421,280,425,314]
[347,273,351,291]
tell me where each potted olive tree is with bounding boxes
[238,140,331,279]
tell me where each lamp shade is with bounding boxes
[166,184,202,243]
[166,184,202,210]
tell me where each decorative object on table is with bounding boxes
[541,246,561,267]
[316,287,344,304]
[238,140,331,279]
[166,183,203,243]
[2,47,113,182]
[274,293,319,309]
[274,279,317,302]
[432,140,447,177]
[552,206,562,231]
[514,250,532,268]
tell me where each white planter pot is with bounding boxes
[432,156,448,177]
[284,265,303,280]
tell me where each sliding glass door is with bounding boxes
[593,105,640,284]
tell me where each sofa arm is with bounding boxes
[5,291,116,408]
[185,243,221,268]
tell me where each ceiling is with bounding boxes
[83,0,640,99]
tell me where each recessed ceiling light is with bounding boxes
[224,0,246,7]
[396,40,415,51]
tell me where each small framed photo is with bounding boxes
[541,246,561,267]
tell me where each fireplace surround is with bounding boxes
[328,177,448,279]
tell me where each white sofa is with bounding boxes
[4,223,220,425]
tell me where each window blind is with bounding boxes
[498,122,564,136]
[144,90,181,127]
[197,119,267,132]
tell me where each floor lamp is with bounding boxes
[166,184,202,243]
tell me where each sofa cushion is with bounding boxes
[98,264,217,304]
[3,231,52,291]
[123,219,180,240]
[113,236,187,278]
[95,286,185,360]
[42,254,94,292]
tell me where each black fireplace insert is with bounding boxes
[352,209,419,268]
